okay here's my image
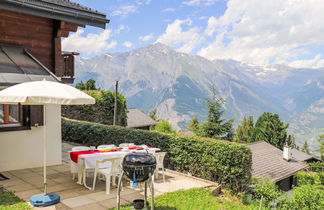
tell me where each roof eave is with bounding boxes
[0,1,109,29]
[273,165,310,182]
[127,123,157,128]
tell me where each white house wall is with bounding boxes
[0,105,61,171]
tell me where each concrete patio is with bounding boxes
[0,142,216,209]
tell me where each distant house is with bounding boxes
[247,141,309,191]
[291,148,321,163]
[127,108,157,130]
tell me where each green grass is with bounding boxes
[0,190,31,210]
[114,187,249,210]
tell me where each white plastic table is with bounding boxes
[71,148,160,190]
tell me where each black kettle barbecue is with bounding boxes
[117,151,157,210]
[123,152,156,183]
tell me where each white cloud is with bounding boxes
[290,55,324,68]
[198,0,324,68]
[114,24,129,35]
[111,1,151,18]
[161,8,176,12]
[157,18,203,53]
[62,30,117,56]
[111,5,137,17]
[204,16,218,36]
[123,41,133,48]
[135,0,151,5]
[139,34,154,42]
[182,0,219,6]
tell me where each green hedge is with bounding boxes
[62,118,252,192]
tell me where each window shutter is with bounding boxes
[22,105,30,127]
[30,105,44,126]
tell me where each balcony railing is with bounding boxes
[61,51,79,83]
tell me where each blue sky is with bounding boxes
[62,0,324,68]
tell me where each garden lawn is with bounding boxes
[116,187,248,210]
[0,190,31,210]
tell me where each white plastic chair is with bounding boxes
[92,157,123,194]
[70,146,90,180]
[154,152,167,182]
[97,145,117,150]
[119,143,135,147]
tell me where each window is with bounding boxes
[0,104,22,126]
[0,104,30,131]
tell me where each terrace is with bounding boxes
[0,142,216,209]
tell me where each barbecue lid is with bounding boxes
[123,152,156,167]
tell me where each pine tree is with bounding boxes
[301,140,310,154]
[85,79,97,90]
[75,80,86,90]
[252,112,288,149]
[75,79,97,90]
[199,87,234,140]
[234,116,254,143]
[149,109,158,121]
[187,117,200,134]
[287,134,296,148]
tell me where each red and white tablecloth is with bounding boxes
[70,146,159,169]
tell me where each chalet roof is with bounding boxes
[0,0,109,28]
[291,148,320,162]
[127,108,157,128]
[247,141,309,182]
[0,44,59,87]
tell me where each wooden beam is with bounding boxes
[60,21,84,32]
[56,29,70,37]
[63,22,85,31]
[3,104,9,124]
[55,21,84,38]
[61,77,75,84]
[54,37,64,76]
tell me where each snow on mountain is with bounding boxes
[74,43,324,152]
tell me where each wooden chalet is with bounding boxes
[0,0,109,84]
[0,0,109,172]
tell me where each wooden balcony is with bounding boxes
[61,52,79,83]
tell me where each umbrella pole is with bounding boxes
[43,105,47,194]
[29,105,60,206]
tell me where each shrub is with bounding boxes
[241,193,253,205]
[296,171,317,186]
[62,118,252,192]
[277,185,324,210]
[62,90,127,126]
[318,172,324,185]
[154,120,176,134]
[252,177,281,206]
[308,161,324,172]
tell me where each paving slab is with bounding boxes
[85,191,116,202]
[14,189,43,201]
[72,202,106,210]
[98,197,129,209]
[61,196,95,208]
[2,141,217,209]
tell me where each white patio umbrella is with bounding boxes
[0,80,95,206]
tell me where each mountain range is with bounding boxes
[74,43,324,154]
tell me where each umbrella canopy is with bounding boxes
[0,80,95,105]
[0,80,96,204]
